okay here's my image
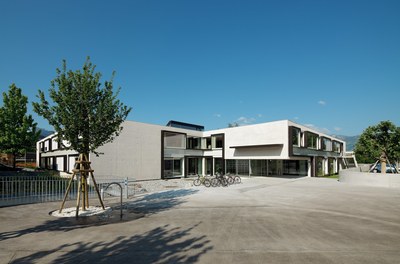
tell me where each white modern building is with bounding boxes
[36,120,347,181]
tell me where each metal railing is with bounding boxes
[0,175,135,207]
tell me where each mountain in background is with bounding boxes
[38,128,54,139]
[334,135,359,151]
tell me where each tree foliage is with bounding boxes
[0,83,40,168]
[354,121,400,163]
[33,57,132,156]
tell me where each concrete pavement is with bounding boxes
[1,176,400,263]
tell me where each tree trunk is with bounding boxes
[12,152,16,169]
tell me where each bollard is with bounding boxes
[124,177,128,199]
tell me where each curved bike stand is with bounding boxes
[104,182,123,220]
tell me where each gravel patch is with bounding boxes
[131,178,194,194]
[51,206,112,217]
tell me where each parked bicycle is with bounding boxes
[193,175,211,187]
[210,174,228,187]
[226,173,241,184]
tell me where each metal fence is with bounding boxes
[0,175,136,207]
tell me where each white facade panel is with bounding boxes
[36,119,347,180]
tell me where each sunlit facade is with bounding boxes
[37,120,346,181]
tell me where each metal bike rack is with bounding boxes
[103,182,123,219]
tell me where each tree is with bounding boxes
[0,83,40,168]
[33,57,132,157]
[33,57,132,215]
[228,122,240,128]
[354,121,400,164]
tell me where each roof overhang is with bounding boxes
[230,144,283,149]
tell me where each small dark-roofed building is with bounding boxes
[166,120,204,131]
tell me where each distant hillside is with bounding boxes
[39,128,54,139]
[334,135,359,151]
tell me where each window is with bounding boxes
[321,137,332,151]
[212,134,224,149]
[292,127,301,147]
[237,160,249,176]
[164,132,186,149]
[164,158,183,177]
[203,137,212,149]
[226,160,236,174]
[187,137,201,149]
[250,160,268,176]
[214,158,224,174]
[306,132,319,149]
[333,141,342,153]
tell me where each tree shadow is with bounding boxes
[0,189,199,242]
[11,223,213,264]
[125,189,199,215]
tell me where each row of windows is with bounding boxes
[163,131,224,150]
[39,137,70,153]
[292,127,342,153]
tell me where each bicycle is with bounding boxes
[210,174,228,187]
[193,175,211,187]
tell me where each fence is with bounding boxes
[0,175,136,207]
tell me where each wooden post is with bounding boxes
[58,153,105,217]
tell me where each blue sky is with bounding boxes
[1,0,399,136]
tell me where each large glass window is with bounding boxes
[214,158,224,174]
[237,160,249,176]
[187,137,201,149]
[226,160,236,174]
[212,134,224,149]
[316,157,325,176]
[292,127,301,147]
[333,141,342,153]
[250,160,268,176]
[268,160,278,175]
[283,160,308,176]
[205,158,213,175]
[306,132,319,149]
[203,137,212,149]
[322,138,332,151]
[164,132,186,149]
[187,157,202,176]
[164,158,183,178]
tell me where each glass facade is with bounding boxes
[226,159,308,177]
[164,132,185,149]
[322,137,332,151]
[306,132,319,149]
[187,157,202,176]
[292,127,301,147]
[164,158,183,178]
[283,160,308,176]
[214,158,224,174]
[250,160,268,176]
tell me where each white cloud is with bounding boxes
[236,116,256,125]
[318,100,326,106]
[214,114,222,118]
[334,127,342,132]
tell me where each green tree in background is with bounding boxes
[354,121,400,164]
[0,84,40,168]
[33,57,132,157]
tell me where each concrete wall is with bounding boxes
[210,120,289,159]
[339,168,400,188]
[91,121,164,181]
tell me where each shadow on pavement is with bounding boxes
[0,188,199,242]
[10,223,213,264]
[126,188,199,214]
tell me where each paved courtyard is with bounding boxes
[1,177,400,263]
